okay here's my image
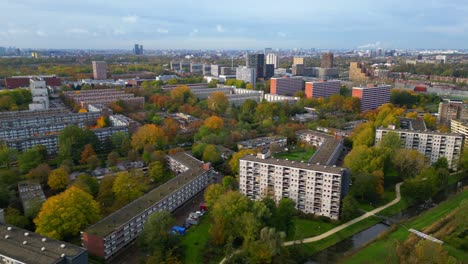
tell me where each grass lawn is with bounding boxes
[181,215,212,264]
[273,148,316,162]
[289,218,339,240]
[341,189,468,264]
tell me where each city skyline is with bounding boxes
[0,0,467,49]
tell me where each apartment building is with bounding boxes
[236,67,256,87]
[92,61,107,80]
[237,136,287,150]
[82,152,215,260]
[4,75,62,89]
[0,224,88,264]
[295,129,343,166]
[450,119,468,146]
[437,99,468,126]
[239,153,350,220]
[190,63,203,74]
[202,64,211,76]
[293,57,304,65]
[305,80,340,98]
[321,52,334,68]
[266,53,279,69]
[270,77,303,96]
[349,62,371,83]
[352,85,391,112]
[375,128,464,170]
[246,54,265,78]
[63,89,144,109]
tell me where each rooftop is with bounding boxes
[377,127,464,137]
[241,154,346,174]
[84,152,209,238]
[309,138,343,165]
[0,224,86,264]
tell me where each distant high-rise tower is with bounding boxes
[246,54,265,78]
[92,61,107,80]
[133,44,143,55]
[266,53,279,69]
[264,48,273,54]
[321,52,334,68]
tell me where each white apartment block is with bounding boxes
[266,53,279,69]
[375,128,464,170]
[450,119,468,145]
[239,154,350,220]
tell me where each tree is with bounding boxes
[272,198,296,236]
[112,171,146,204]
[423,113,437,130]
[0,145,17,169]
[350,122,375,147]
[222,176,236,190]
[58,125,99,163]
[34,186,100,240]
[229,149,258,175]
[149,161,169,183]
[377,131,402,151]
[204,116,224,131]
[131,124,167,151]
[27,163,51,184]
[204,183,225,208]
[139,210,176,253]
[107,151,120,167]
[170,85,195,105]
[409,239,451,264]
[207,91,229,114]
[202,144,221,164]
[80,144,96,164]
[5,208,29,228]
[96,175,116,209]
[393,149,428,178]
[73,174,99,196]
[340,195,360,221]
[352,172,380,202]
[18,146,46,173]
[433,157,449,170]
[86,155,101,170]
[47,168,70,191]
[162,118,180,137]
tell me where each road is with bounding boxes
[283,182,403,246]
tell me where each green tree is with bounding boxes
[86,155,101,170]
[222,176,236,190]
[112,171,146,204]
[393,149,428,178]
[148,161,169,183]
[139,210,177,253]
[5,208,29,228]
[0,145,17,169]
[47,168,70,191]
[131,124,167,151]
[202,144,221,164]
[96,175,116,210]
[340,195,360,221]
[34,186,100,240]
[73,174,99,196]
[58,125,99,163]
[107,151,120,167]
[433,157,449,170]
[229,149,258,175]
[352,172,380,202]
[18,146,46,173]
[272,198,296,236]
[204,183,225,208]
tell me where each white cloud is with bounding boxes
[157,28,169,33]
[277,31,286,37]
[358,41,381,49]
[189,28,199,37]
[122,15,138,23]
[66,28,89,34]
[216,24,225,32]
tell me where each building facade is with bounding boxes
[437,99,468,126]
[92,61,107,80]
[293,57,304,65]
[375,128,464,170]
[266,53,279,69]
[236,67,256,87]
[82,152,215,260]
[246,54,265,78]
[5,75,61,89]
[321,52,334,68]
[352,85,391,111]
[305,80,340,98]
[239,154,350,220]
[237,136,287,150]
[270,77,303,96]
[349,62,371,83]
[295,129,343,166]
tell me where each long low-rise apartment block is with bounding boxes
[295,129,343,166]
[63,89,144,109]
[237,136,287,150]
[81,152,216,260]
[239,153,350,220]
[375,127,464,170]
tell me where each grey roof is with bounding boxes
[0,224,87,264]
[377,127,464,137]
[84,152,208,237]
[241,154,346,174]
[309,138,343,165]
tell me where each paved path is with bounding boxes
[284,182,403,246]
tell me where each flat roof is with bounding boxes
[309,138,343,165]
[84,152,207,237]
[377,127,464,137]
[0,224,86,264]
[241,154,346,174]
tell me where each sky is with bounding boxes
[0,0,467,50]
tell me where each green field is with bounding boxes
[180,215,213,264]
[273,148,316,162]
[342,189,468,264]
[289,218,339,240]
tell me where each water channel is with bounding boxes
[306,178,467,264]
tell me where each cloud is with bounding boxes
[189,28,199,37]
[216,24,225,32]
[66,28,89,34]
[122,15,138,24]
[358,41,381,49]
[7,28,29,35]
[156,28,169,33]
[277,31,286,37]
[113,29,126,35]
